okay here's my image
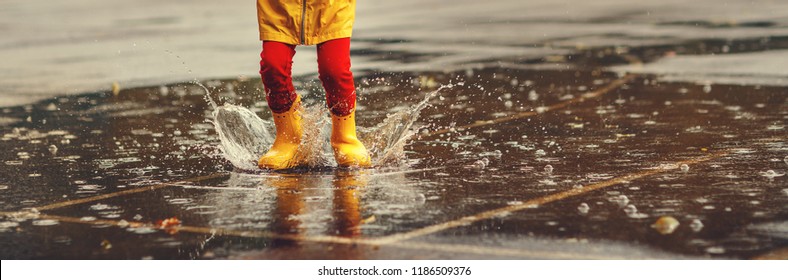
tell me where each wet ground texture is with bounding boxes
[0,37,786,260]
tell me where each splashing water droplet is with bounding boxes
[759,170,785,179]
[624,204,638,215]
[48,145,58,155]
[32,219,59,226]
[689,219,704,232]
[706,246,725,254]
[528,90,538,101]
[544,165,553,173]
[577,203,590,214]
[159,86,169,96]
[611,195,629,207]
[652,216,679,235]
[469,158,488,170]
[680,164,689,172]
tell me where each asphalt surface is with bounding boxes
[0,35,786,259]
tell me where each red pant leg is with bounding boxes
[317,38,356,116]
[260,41,297,113]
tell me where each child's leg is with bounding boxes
[260,41,298,113]
[316,38,371,167]
[258,41,303,170]
[316,38,356,116]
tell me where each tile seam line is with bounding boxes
[386,241,657,260]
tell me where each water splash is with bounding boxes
[360,86,447,166]
[208,84,457,171]
[210,105,274,171]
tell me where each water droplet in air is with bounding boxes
[759,170,785,178]
[624,204,638,215]
[612,195,629,207]
[48,145,58,155]
[577,203,590,214]
[470,159,487,170]
[706,246,725,254]
[528,90,538,101]
[651,216,679,235]
[689,219,704,232]
[680,164,689,172]
[32,219,59,226]
[544,165,553,173]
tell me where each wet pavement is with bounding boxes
[1,35,787,259]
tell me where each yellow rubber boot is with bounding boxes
[330,110,372,167]
[258,95,303,170]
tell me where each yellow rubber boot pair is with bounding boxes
[258,95,303,169]
[258,96,372,169]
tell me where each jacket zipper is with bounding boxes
[300,0,306,44]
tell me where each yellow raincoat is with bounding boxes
[257,0,356,45]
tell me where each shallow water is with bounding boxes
[0,38,787,259]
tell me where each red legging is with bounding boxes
[259,38,356,116]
